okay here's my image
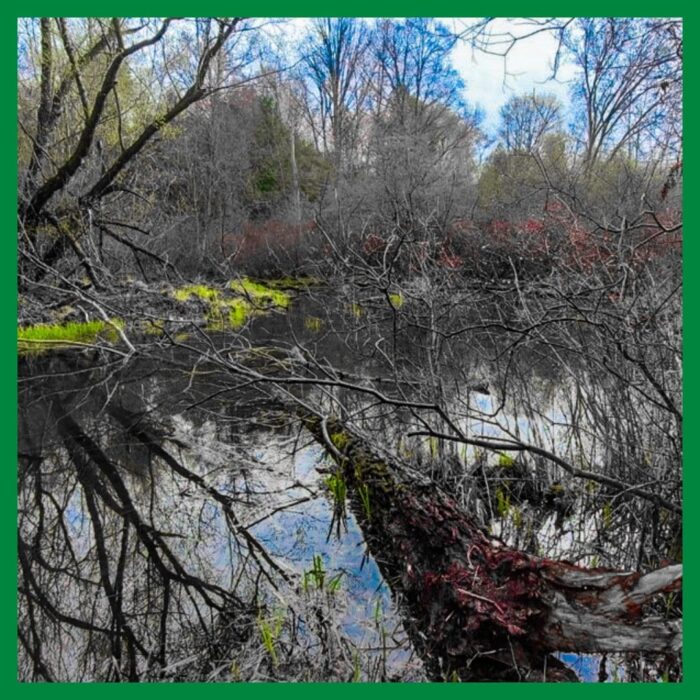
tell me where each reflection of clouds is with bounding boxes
[244,441,406,657]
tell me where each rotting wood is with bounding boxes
[301,412,682,682]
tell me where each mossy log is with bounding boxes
[301,413,682,682]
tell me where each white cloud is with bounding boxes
[448,19,578,134]
[264,18,579,135]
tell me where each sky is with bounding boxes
[447,19,577,134]
[271,18,578,137]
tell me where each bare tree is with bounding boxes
[498,92,562,152]
[565,18,682,168]
[18,18,247,285]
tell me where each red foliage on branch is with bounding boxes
[362,233,387,256]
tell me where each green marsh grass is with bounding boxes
[18,319,124,353]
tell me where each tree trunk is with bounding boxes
[301,413,682,682]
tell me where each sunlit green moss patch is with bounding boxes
[173,284,221,303]
[226,299,254,329]
[229,277,290,308]
[388,292,403,309]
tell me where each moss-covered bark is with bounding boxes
[301,413,681,682]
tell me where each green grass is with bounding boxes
[18,319,124,354]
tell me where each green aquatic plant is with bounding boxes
[18,319,124,353]
[358,482,371,521]
[325,472,347,508]
[373,598,382,626]
[304,316,323,332]
[495,487,511,517]
[303,554,326,591]
[498,453,515,468]
[257,610,285,666]
[327,572,343,593]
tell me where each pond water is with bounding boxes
[18,289,674,681]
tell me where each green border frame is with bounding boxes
[7,4,691,694]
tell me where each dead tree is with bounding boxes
[301,413,681,682]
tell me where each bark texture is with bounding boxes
[302,413,682,682]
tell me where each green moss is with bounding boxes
[229,277,290,308]
[388,292,403,309]
[350,302,363,318]
[498,453,515,468]
[173,279,293,332]
[143,319,166,336]
[18,319,124,354]
[173,284,220,302]
[226,299,253,329]
[331,431,349,450]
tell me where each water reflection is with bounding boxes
[18,289,679,681]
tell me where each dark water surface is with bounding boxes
[19,291,643,681]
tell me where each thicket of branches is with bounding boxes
[17,17,682,682]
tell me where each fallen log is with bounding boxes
[301,413,682,682]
